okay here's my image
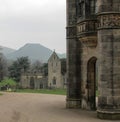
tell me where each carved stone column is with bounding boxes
[97,0,120,119]
[66,0,81,108]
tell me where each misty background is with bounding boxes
[0,0,66,53]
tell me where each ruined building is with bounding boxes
[20,72,48,89]
[66,0,120,119]
[48,51,66,89]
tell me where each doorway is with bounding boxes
[87,57,97,110]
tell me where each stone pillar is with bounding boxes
[66,0,81,108]
[97,0,120,119]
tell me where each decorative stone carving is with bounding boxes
[98,14,120,29]
[67,26,76,38]
[77,20,97,34]
[77,20,97,47]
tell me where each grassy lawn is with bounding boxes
[15,89,66,95]
[0,93,3,95]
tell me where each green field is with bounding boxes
[15,89,66,95]
[0,93,3,95]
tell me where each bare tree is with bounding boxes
[31,60,43,73]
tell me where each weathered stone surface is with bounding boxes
[48,51,66,89]
[97,110,120,120]
[66,0,120,120]
[20,73,48,89]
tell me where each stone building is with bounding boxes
[66,0,120,119]
[20,72,48,89]
[48,51,66,89]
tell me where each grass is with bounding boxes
[15,89,66,95]
[0,93,3,95]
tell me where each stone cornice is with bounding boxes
[97,12,120,16]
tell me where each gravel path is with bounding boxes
[0,92,118,122]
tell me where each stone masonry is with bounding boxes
[66,0,120,120]
[48,51,66,89]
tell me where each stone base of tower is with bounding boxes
[97,110,120,120]
[66,98,81,108]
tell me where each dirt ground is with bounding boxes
[0,92,118,122]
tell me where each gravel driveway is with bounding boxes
[0,92,118,122]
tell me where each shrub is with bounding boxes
[0,78,17,91]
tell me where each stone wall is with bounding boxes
[97,0,120,119]
[20,74,48,89]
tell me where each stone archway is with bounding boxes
[30,77,35,89]
[87,57,97,110]
[52,77,56,85]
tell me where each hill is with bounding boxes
[0,46,16,56]
[58,53,66,59]
[6,43,53,63]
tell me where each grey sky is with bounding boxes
[0,0,66,53]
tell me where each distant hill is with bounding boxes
[0,43,66,63]
[0,46,16,56]
[6,43,53,63]
[58,53,66,59]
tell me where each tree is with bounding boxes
[31,60,43,73]
[8,56,30,82]
[0,49,8,81]
[0,78,17,91]
[30,61,48,76]
[17,56,30,72]
[8,61,21,82]
[41,63,48,76]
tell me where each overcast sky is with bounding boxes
[0,0,66,53]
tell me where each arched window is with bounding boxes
[78,0,84,17]
[53,77,56,85]
[30,77,35,89]
[90,0,96,14]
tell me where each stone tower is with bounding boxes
[66,0,120,119]
[66,0,81,108]
[97,0,120,119]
